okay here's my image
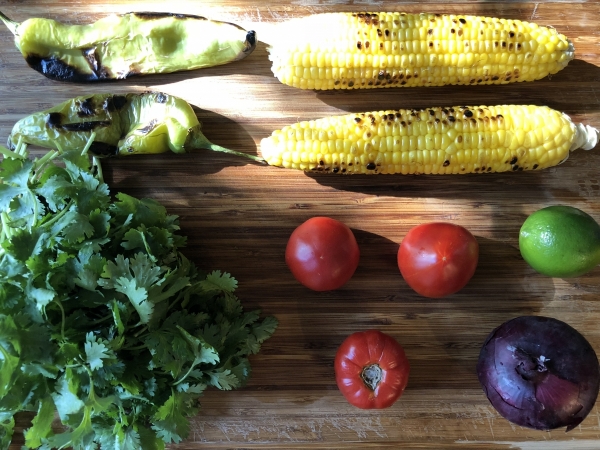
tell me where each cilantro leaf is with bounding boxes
[0,158,33,212]
[200,270,238,292]
[151,392,189,444]
[24,396,54,448]
[35,174,74,212]
[63,213,96,244]
[84,333,113,371]
[0,416,13,450]
[99,254,165,324]
[51,374,85,420]
[206,368,240,390]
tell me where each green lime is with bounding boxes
[519,205,600,278]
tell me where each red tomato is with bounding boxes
[286,217,360,291]
[334,330,410,409]
[398,222,479,298]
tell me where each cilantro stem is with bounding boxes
[29,191,39,228]
[42,200,73,229]
[88,315,113,326]
[155,283,189,306]
[54,299,66,341]
[31,149,59,181]
[123,342,148,351]
[173,360,201,386]
[0,145,24,160]
[0,343,11,361]
[1,211,13,242]
[133,325,149,338]
[93,156,104,184]
[81,132,97,156]
[15,136,27,157]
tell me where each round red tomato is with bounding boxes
[334,330,410,409]
[398,222,479,298]
[286,216,359,291]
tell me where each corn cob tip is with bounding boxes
[569,119,599,151]
[259,136,278,164]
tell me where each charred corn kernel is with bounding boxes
[268,12,574,90]
[260,105,599,174]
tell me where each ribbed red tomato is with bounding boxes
[285,216,359,291]
[398,222,479,298]
[334,330,410,409]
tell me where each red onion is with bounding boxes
[477,315,600,431]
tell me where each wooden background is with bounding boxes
[2,0,600,448]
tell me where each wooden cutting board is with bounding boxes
[2,1,600,448]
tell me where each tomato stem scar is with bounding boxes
[361,363,383,390]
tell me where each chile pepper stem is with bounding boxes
[0,11,19,36]
[188,132,266,164]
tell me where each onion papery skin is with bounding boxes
[477,315,600,431]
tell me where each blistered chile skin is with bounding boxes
[0,11,256,82]
[8,92,204,156]
[477,316,600,431]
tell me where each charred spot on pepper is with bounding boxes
[46,112,64,128]
[89,141,119,156]
[155,93,168,104]
[62,120,112,132]
[77,97,96,117]
[124,68,143,78]
[103,95,128,112]
[244,30,257,50]
[25,54,108,82]
[131,11,202,20]
[138,119,159,135]
[82,47,100,72]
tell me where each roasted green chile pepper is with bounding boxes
[8,91,264,162]
[0,11,257,82]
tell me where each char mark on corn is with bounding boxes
[260,105,597,175]
[268,12,574,90]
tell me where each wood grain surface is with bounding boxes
[2,1,600,448]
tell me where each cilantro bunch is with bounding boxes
[0,138,277,449]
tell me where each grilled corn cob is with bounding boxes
[260,105,598,174]
[268,12,574,90]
